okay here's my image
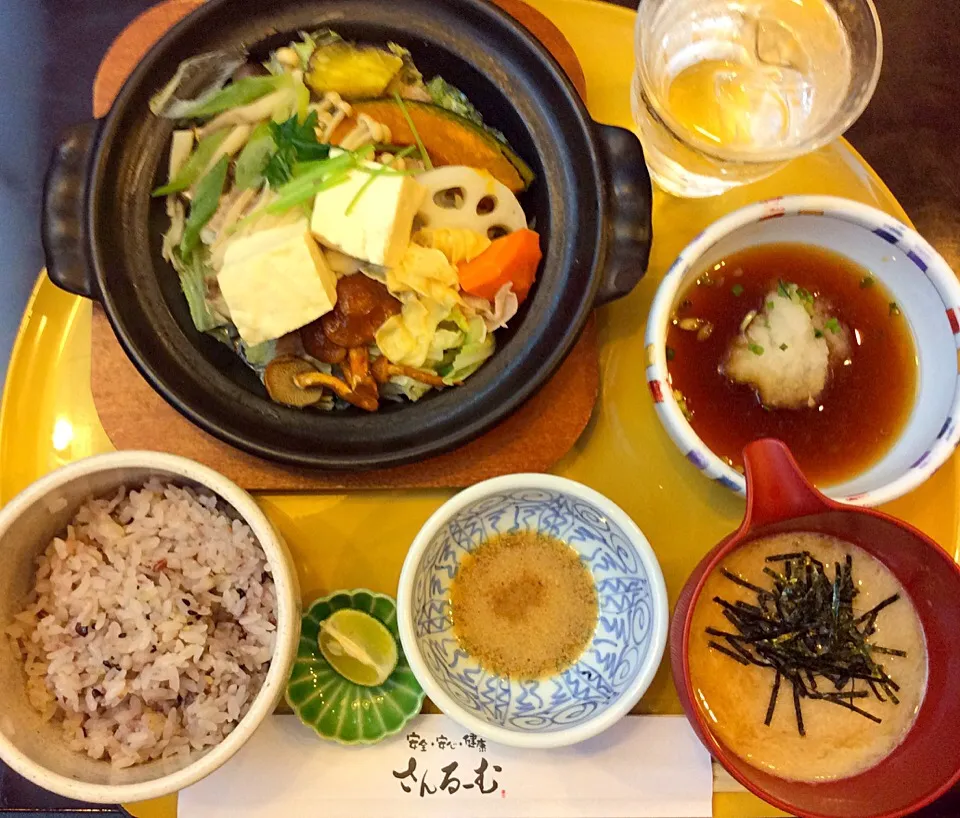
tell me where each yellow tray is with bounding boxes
[2,1,957,816]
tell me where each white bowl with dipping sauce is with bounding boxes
[0,452,300,803]
[645,195,960,507]
[396,473,668,749]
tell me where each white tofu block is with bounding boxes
[217,219,338,345]
[310,163,426,268]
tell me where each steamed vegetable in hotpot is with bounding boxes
[151,31,541,410]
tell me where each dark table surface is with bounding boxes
[0,0,958,815]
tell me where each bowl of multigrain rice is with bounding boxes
[0,452,299,802]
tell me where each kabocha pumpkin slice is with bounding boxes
[264,355,326,407]
[306,43,403,98]
[330,100,534,192]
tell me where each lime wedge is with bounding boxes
[318,609,398,687]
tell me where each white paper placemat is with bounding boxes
[179,714,712,818]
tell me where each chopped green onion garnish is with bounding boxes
[814,329,824,339]
[392,92,433,170]
[889,302,901,316]
[777,279,790,298]
[825,317,841,334]
[779,343,788,351]
[264,172,351,214]
[152,130,229,196]
[767,300,775,310]
[346,146,416,216]
[233,147,375,228]
[352,166,420,177]
[665,346,675,361]
[749,343,764,356]
[860,275,875,289]
[179,155,229,258]
[732,284,744,297]
[275,147,371,198]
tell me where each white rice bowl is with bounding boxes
[6,480,277,769]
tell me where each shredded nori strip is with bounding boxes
[708,641,750,665]
[871,645,907,657]
[764,671,782,726]
[707,549,907,736]
[793,681,805,736]
[721,568,773,598]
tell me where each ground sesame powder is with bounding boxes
[450,532,598,679]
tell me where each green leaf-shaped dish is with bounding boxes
[286,588,425,744]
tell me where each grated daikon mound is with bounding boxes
[723,286,850,409]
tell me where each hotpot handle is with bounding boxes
[42,121,102,300]
[742,439,833,529]
[592,124,653,307]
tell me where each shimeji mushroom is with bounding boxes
[294,366,379,412]
[371,355,450,388]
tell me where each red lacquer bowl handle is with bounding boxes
[742,439,833,530]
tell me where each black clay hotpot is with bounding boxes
[42,0,652,469]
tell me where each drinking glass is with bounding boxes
[631,0,882,198]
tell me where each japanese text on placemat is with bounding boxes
[393,733,504,798]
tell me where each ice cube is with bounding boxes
[713,66,789,147]
[755,16,810,74]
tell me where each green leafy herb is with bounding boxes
[263,111,331,188]
[666,346,675,362]
[796,287,814,305]
[748,343,764,356]
[345,146,416,215]
[767,300,775,310]
[777,279,790,298]
[860,275,875,289]
[180,155,229,258]
[732,284,744,297]
[233,122,276,189]
[708,551,906,736]
[814,329,824,339]
[392,92,433,170]
[889,302,901,316]
[825,317,841,334]
[152,130,229,196]
[779,343,788,351]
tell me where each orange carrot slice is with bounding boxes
[457,229,542,303]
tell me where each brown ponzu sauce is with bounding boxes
[667,243,917,485]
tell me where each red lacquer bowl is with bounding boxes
[671,439,960,818]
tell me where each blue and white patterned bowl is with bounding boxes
[645,195,960,507]
[396,474,668,749]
